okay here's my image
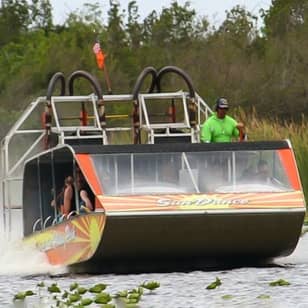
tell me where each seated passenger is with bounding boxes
[77,171,94,212]
[51,175,75,217]
[240,165,256,181]
[255,160,271,183]
[240,160,272,184]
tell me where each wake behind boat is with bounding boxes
[0,66,306,273]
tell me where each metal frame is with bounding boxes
[139,91,211,144]
[0,91,212,233]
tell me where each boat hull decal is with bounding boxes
[98,191,306,212]
[24,213,106,266]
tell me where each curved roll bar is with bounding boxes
[44,72,66,149]
[67,70,103,98]
[156,66,195,99]
[67,70,105,129]
[46,72,66,100]
[132,66,157,100]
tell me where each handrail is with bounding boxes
[43,216,52,229]
[59,214,67,222]
[32,218,42,233]
[67,211,77,219]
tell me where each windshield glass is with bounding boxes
[91,150,292,195]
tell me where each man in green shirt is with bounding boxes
[201,98,244,143]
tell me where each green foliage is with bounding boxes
[262,0,308,38]
[30,0,53,32]
[0,0,31,45]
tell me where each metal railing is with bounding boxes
[0,91,212,233]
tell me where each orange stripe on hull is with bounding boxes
[98,191,306,212]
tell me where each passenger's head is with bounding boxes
[65,176,74,186]
[76,170,86,189]
[215,98,229,118]
[257,160,270,178]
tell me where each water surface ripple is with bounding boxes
[1,233,308,307]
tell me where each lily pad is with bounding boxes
[206,277,222,290]
[257,294,271,299]
[269,279,290,286]
[222,294,233,300]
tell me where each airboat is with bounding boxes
[0,66,306,273]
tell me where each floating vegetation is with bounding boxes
[89,283,108,293]
[13,290,35,301]
[221,294,233,300]
[257,294,271,299]
[206,277,222,290]
[12,279,160,307]
[269,279,291,286]
[140,280,160,291]
[47,283,61,293]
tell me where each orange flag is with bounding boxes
[92,42,105,70]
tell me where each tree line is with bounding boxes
[0,0,308,138]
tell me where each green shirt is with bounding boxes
[201,114,239,142]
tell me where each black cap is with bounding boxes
[216,98,229,109]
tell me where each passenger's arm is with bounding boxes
[63,186,73,215]
[80,190,93,211]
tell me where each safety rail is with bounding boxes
[0,90,212,235]
[1,91,211,184]
[139,91,212,144]
[43,216,52,229]
[32,218,42,233]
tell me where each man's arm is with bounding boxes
[235,122,245,140]
[200,122,212,143]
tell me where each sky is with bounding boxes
[49,0,272,26]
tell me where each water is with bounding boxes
[1,213,308,307]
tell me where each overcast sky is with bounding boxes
[49,0,272,26]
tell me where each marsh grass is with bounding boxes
[236,108,308,206]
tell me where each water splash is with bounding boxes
[0,232,67,276]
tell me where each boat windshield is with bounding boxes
[91,149,293,195]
